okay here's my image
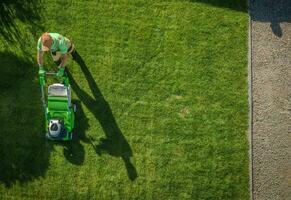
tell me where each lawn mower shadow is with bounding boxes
[54,100,89,166]
[67,51,137,181]
[0,51,50,187]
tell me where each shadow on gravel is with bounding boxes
[188,0,247,12]
[0,0,43,44]
[0,51,49,187]
[250,0,291,37]
[67,51,137,181]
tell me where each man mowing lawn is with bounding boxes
[37,32,76,76]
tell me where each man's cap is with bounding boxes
[41,33,52,51]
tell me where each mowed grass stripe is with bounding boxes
[0,0,249,199]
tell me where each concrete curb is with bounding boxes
[248,1,253,199]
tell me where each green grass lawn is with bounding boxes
[0,0,249,199]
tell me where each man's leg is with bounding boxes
[51,51,62,66]
[67,44,78,60]
[71,49,77,60]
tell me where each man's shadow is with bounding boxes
[67,51,137,181]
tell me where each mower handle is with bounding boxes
[39,70,69,87]
[46,72,57,76]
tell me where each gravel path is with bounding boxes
[250,0,291,199]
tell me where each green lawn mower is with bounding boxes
[39,67,76,141]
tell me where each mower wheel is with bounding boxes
[72,103,76,112]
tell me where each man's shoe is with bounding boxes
[71,50,78,61]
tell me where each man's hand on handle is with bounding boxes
[57,66,65,77]
[38,65,46,76]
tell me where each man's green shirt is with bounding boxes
[37,33,71,54]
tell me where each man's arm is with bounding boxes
[56,54,68,77]
[37,51,44,67]
[59,54,68,67]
